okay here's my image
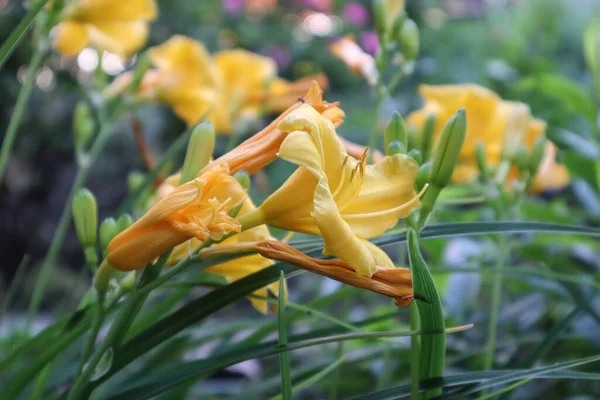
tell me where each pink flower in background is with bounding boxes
[343,2,369,27]
[359,31,379,55]
[224,0,245,14]
[262,45,292,69]
[295,0,332,13]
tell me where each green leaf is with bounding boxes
[269,356,346,400]
[102,328,469,400]
[277,272,292,400]
[350,358,600,399]
[517,74,596,122]
[408,229,445,399]
[562,150,599,189]
[0,0,49,70]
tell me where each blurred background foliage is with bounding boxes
[2,0,600,398]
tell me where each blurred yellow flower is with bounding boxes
[239,104,422,277]
[406,84,569,191]
[53,0,157,58]
[108,35,328,133]
[329,35,378,85]
[107,164,246,271]
[168,198,284,314]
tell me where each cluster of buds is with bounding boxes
[373,0,420,70]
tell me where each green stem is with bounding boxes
[66,253,169,400]
[77,290,106,375]
[0,46,45,185]
[483,236,510,371]
[409,302,421,400]
[27,102,127,326]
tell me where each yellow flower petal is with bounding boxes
[86,20,149,57]
[53,21,90,57]
[73,0,157,21]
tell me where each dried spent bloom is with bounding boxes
[200,240,413,307]
[239,104,422,277]
[329,35,379,85]
[107,164,246,270]
[53,0,158,58]
[168,198,285,314]
[406,84,569,191]
[106,35,327,133]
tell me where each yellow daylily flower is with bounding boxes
[406,83,570,191]
[107,164,246,270]
[200,240,413,307]
[168,198,284,314]
[239,104,422,277]
[329,35,378,85]
[107,35,328,133]
[53,0,157,58]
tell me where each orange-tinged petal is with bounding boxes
[531,143,570,193]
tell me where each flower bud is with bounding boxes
[384,112,408,152]
[72,188,98,249]
[514,146,530,172]
[475,141,487,176]
[117,214,133,233]
[99,217,118,251]
[373,0,388,41]
[528,136,547,176]
[73,102,95,150]
[234,170,251,191]
[416,162,432,191]
[397,19,420,60]
[408,149,422,164]
[387,140,406,156]
[391,11,407,40]
[94,260,113,293]
[119,271,137,292]
[430,108,467,188]
[128,171,146,192]
[420,114,437,162]
[180,121,215,184]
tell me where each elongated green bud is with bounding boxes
[397,19,420,60]
[180,121,215,185]
[73,188,98,249]
[475,141,487,176]
[416,162,432,191]
[408,149,422,164]
[385,112,408,152]
[407,125,421,151]
[387,140,406,156]
[117,214,133,232]
[514,146,530,171]
[73,102,95,150]
[373,0,388,41]
[420,114,437,162]
[119,271,137,292]
[391,11,407,41]
[529,136,547,176]
[430,109,467,188]
[94,260,113,293]
[99,217,118,251]
[234,171,251,190]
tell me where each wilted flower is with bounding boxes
[330,35,378,85]
[107,35,327,133]
[200,240,414,307]
[238,104,422,277]
[107,164,246,270]
[53,0,158,58]
[406,84,569,191]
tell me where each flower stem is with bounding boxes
[483,235,509,371]
[0,45,46,185]
[76,290,105,376]
[27,102,127,326]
